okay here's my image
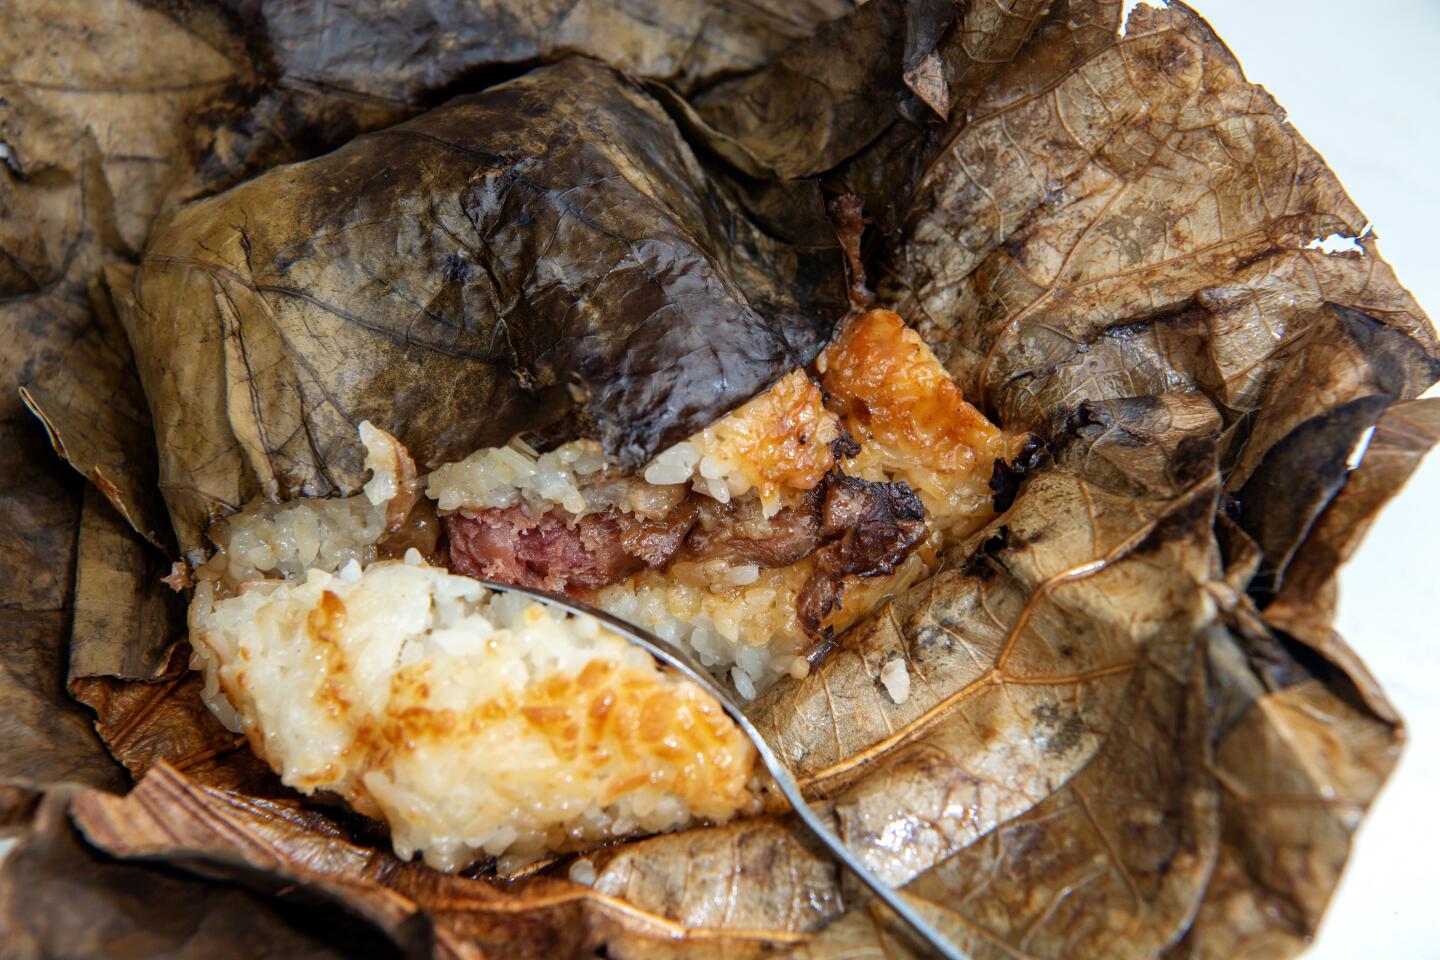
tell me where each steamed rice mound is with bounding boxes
[205,421,423,588]
[181,306,1025,871]
[189,559,758,871]
[201,309,1025,701]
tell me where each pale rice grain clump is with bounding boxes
[207,421,416,588]
[188,560,758,871]
[425,437,609,516]
[645,368,841,514]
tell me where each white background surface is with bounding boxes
[0,4,1434,956]
[1188,1,1440,957]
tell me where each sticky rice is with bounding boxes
[202,310,1024,699]
[189,558,757,871]
[186,308,1027,870]
[431,310,1023,694]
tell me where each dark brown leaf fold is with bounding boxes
[0,786,399,960]
[0,422,126,811]
[67,487,183,683]
[118,57,851,552]
[18,272,171,550]
[1164,628,1402,960]
[65,764,828,959]
[1262,397,1440,678]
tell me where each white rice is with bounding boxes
[594,567,813,697]
[211,420,407,587]
[426,434,754,519]
[426,438,609,515]
[881,657,911,705]
[189,561,757,871]
[567,857,597,886]
[427,369,840,521]
[219,496,388,585]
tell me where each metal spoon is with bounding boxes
[477,580,967,960]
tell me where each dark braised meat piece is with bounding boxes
[797,475,927,637]
[445,507,643,594]
[681,493,823,568]
[444,469,929,626]
[445,497,700,595]
[616,498,700,568]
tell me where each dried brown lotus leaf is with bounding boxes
[789,618,1217,960]
[18,270,173,550]
[245,0,853,106]
[66,486,182,682]
[1,0,253,549]
[1262,397,1440,659]
[686,0,936,181]
[0,0,1435,956]
[68,643,281,797]
[586,818,844,933]
[119,57,851,554]
[0,421,125,809]
[65,764,819,959]
[0,785,398,960]
[1161,627,1403,960]
[888,6,1436,420]
[61,486,261,794]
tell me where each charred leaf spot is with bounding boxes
[441,252,470,284]
[989,433,1044,513]
[1000,227,1031,263]
[1045,714,1086,757]
[1048,402,1103,451]
[1233,244,1285,272]
[1067,401,1103,432]
[803,636,838,670]
[1134,482,1214,556]
[912,623,951,654]
[1171,434,1218,488]
[1032,702,1085,757]
[958,527,1009,581]
[1004,525,1044,549]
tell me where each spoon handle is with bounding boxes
[477,581,968,960]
